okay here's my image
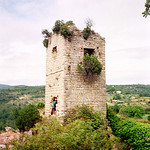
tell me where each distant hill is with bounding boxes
[0,84,25,89]
[0,84,13,89]
[106,84,150,97]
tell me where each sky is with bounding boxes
[0,0,150,85]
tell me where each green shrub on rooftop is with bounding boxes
[52,20,74,39]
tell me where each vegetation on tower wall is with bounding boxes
[42,39,48,48]
[52,20,74,39]
[42,29,51,48]
[78,53,103,76]
[143,0,150,17]
[83,26,91,40]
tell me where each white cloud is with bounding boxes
[0,0,150,85]
[106,46,150,84]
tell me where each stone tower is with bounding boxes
[45,26,106,117]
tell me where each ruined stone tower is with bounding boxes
[45,25,106,117]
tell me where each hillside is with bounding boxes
[106,85,150,108]
[0,86,45,130]
[0,84,26,89]
[0,84,150,131]
[106,84,150,97]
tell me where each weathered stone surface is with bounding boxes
[45,26,106,117]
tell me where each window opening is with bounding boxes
[84,48,94,55]
[52,46,57,53]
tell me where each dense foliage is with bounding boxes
[15,104,41,131]
[107,107,150,150]
[8,105,119,150]
[119,105,145,118]
[0,86,45,131]
[52,20,74,39]
[78,53,103,76]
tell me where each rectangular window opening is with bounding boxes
[84,48,94,55]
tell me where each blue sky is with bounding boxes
[0,0,150,85]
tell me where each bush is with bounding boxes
[9,105,118,150]
[107,107,150,150]
[78,53,103,76]
[58,119,113,150]
[119,105,145,118]
[36,102,45,109]
[52,20,64,33]
[52,20,74,39]
[15,104,41,131]
[83,26,91,40]
[42,39,48,48]
[117,119,150,150]
[59,25,73,39]
[63,104,105,130]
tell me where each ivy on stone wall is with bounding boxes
[78,53,103,76]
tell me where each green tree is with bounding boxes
[143,0,150,17]
[10,107,19,119]
[52,20,64,33]
[15,104,41,131]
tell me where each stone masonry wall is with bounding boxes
[45,27,106,117]
[45,34,66,116]
[63,30,106,114]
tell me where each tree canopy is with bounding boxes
[15,104,41,131]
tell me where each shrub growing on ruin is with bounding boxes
[52,20,64,33]
[83,18,93,40]
[78,53,103,76]
[83,26,91,40]
[59,25,73,39]
[42,29,51,48]
[52,20,74,39]
[42,39,48,48]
